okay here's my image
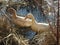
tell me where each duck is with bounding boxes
[7,8,32,27]
[25,13,50,33]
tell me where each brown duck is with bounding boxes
[7,8,32,27]
[25,13,50,33]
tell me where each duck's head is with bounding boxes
[25,13,34,20]
[7,8,16,15]
[7,8,16,18]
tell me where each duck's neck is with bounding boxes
[31,15,36,25]
[12,11,16,19]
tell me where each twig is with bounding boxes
[56,0,59,45]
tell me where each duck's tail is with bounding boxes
[7,8,16,18]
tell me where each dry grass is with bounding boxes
[0,15,56,45]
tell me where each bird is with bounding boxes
[7,8,32,27]
[25,13,50,33]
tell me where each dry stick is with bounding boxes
[56,0,59,45]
